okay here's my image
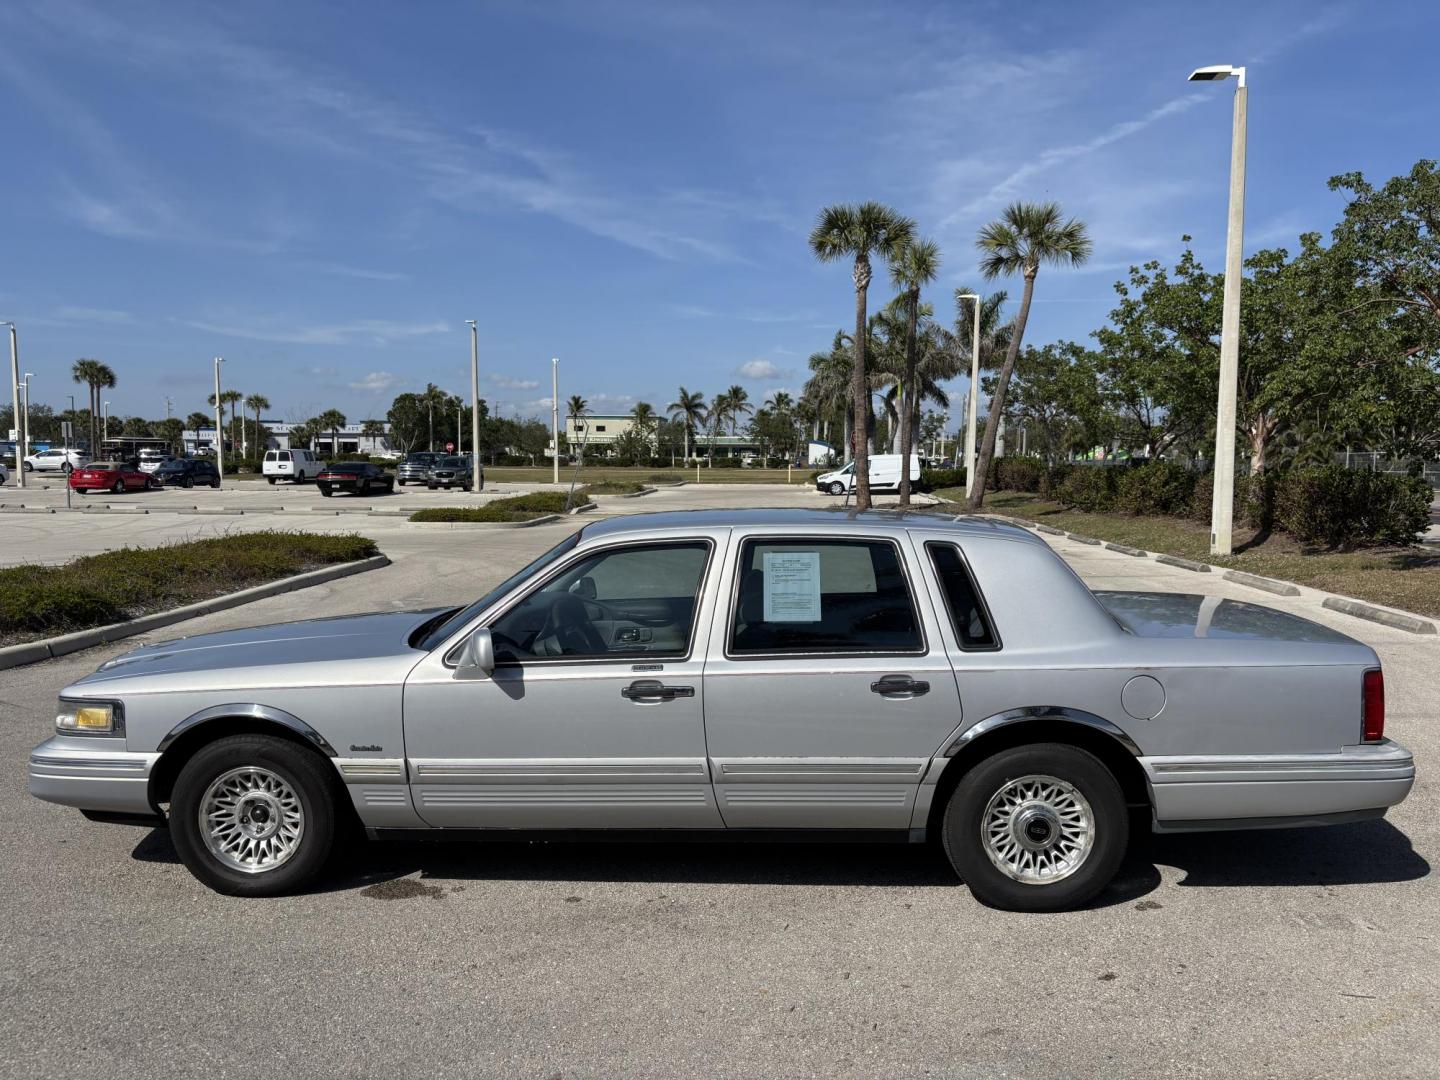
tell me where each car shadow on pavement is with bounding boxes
[1145,819,1429,888]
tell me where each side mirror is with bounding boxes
[455,627,495,677]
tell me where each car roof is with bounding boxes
[579,507,1044,544]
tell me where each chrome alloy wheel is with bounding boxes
[199,766,306,874]
[980,773,1095,885]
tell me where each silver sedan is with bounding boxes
[28,509,1415,911]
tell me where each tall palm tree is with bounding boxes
[707,389,731,466]
[890,237,942,505]
[803,334,854,461]
[244,393,270,456]
[186,411,209,455]
[668,387,707,464]
[206,389,242,454]
[723,384,752,434]
[315,409,347,457]
[360,418,385,454]
[809,201,916,509]
[71,358,115,452]
[967,201,1091,509]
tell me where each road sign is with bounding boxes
[61,421,73,439]
[445,441,454,452]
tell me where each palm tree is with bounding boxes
[315,409,347,458]
[71,358,116,452]
[360,418,386,455]
[185,411,209,455]
[566,395,589,461]
[890,237,942,505]
[803,334,854,461]
[207,390,242,455]
[723,384,752,434]
[244,394,270,457]
[967,201,1091,509]
[706,390,731,466]
[668,387,707,465]
[809,202,916,509]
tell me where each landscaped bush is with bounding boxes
[1055,465,1118,512]
[1188,471,1273,529]
[578,480,647,495]
[1273,465,1431,547]
[410,492,576,523]
[995,458,1045,493]
[0,532,379,644]
[1114,462,1197,516]
[918,467,966,494]
[1039,464,1072,497]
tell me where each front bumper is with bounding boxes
[27,736,159,816]
[1146,738,1415,831]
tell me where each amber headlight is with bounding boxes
[55,700,121,735]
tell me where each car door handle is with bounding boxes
[620,680,695,702]
[870,675,930,698]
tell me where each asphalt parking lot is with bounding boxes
[1,487,1436,1079]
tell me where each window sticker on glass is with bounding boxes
[762,550,821,622]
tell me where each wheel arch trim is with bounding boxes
[157,703,339,757]
[942,706,1143,760]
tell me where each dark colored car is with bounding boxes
[153,458,221,488]
[68,461,157,495]
[397,452,441,485]
[425,455,481,490]
[316,462,396,497]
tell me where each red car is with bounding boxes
[68,461,158,495]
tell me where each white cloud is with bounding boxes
[488,374,541,390]
[348,371,401,393]
[53,305,133,324]
[737,359,790,380]
[180,317,450,346]
[303,261,409,282]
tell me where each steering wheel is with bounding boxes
[540,592,608,655]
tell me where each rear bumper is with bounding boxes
[27,736,159,816]
[1145,739,1415,831]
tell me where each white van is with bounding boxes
[263,448,326,483]
[815,453,920,495]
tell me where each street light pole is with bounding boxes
[4,322,22,488]
[103,401,110,444]
[467,320,481,493]
[21,373,33,466]
[551,358,560,484]
[1190,63,1248,556]
[213,356,225,486]
[956,294,981,485]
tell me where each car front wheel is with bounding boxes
[61,462,73,474]
[267,477,276,485]
[182,476,194,488]
[941,743,1127,913]
[169,734,340,897]
[828,481,845,495]
[23,461,33,472]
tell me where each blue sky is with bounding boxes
[2,0,1436,429]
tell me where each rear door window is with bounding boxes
[926,542,1000,650]
[729,538,923,656]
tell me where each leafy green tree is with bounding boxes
[810,201,916,509]
[968,201,1091,509]
[890,237,942,505]
[802,333,853,461]
[155,417,185,452]
[993,342,1112,463]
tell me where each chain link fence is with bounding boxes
[1336,451,1440,487]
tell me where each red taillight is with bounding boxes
[1362,669,1385,742]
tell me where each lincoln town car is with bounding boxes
[27,510,1415,911]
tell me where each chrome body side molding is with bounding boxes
[157,703,339,757]
[942,706,1143,759]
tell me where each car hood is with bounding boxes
[68,607,453,692]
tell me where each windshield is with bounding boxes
[405,453,437,464]
[418,531,582,650]
[438,456,465,468]
[329,463,365,474]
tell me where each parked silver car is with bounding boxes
[425,454,481,490]
[28,510,1415,910]
[396,452,442,485]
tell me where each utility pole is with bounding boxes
[165,395,173,420]
[213,357,225,486]
[551,358,560,484]
[20,373,33,467]
[956,294,981,484]
[1190,63,1248,556]
[467,320,481,493]
[5,322,23,488]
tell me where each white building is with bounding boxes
[182,420,393,456]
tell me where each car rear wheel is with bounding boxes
[169,734,340,897]
[828,481,844,495]
[111,479,125,494]
[23,461,33,472]
[320,487,332,497]
[267,477,276,485]
[182,476,194,489]
[61,462,73,474]
[941,743,1127,913]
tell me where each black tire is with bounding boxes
[427,482,437,490]
[169,734,340,897]
[941,743,1128,913]
[61,462,72,474]
[320,487,333,497]
[111,479,125,494]
[23,461,33,472]
[211,478,221,488]
[267,477,276,485]
[828,481,845,496]
[359,480,370,496]
[182,476,194,489]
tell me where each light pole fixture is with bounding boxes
[467,319,481,493]
[2,321,22,488]
[1189,63,1248,555]
[955,294,981,485]
[213,356,225,485]
[551,358,560,484]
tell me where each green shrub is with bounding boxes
[918,467,965,494]
[1055,466,1117,512]
[578,481,646,495]
[1114,462,1197,516]
[1039,465,1071,497]
[410,492,576,522]
[1189,472,1273,529]
[994,458,1045,493]
[1273,465,1431,547]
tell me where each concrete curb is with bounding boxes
[1322,597,1437,635]
[1035,524,1066,536]
[1223,569,1301,597]
[1105,542,1147,557]
[0,554,391,671]
[1156,554,1212,573]
[568,501,599,515]
[1066,533,1102,545]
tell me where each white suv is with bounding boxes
[262,449,325,483]
[24,448,91,474]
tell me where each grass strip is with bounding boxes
[936,488,1440,618]
[0,531,379,645]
